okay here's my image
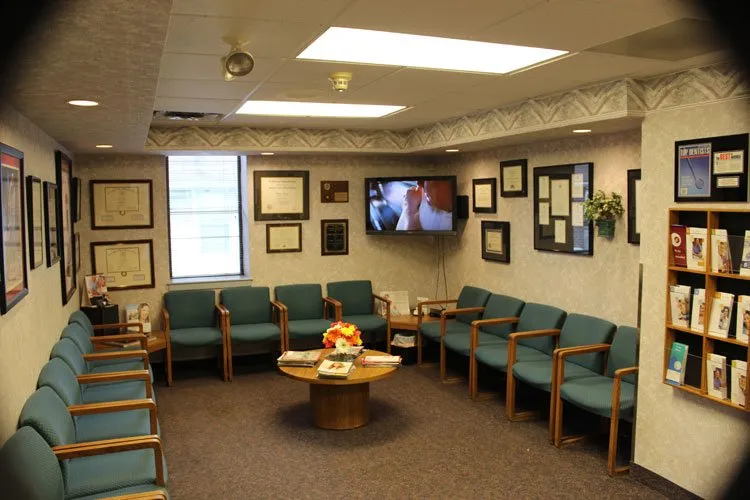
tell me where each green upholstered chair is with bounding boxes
[553,325,639,476]
[275,284,339,350]
[326,280,391,352]
[416,285,491,367]
[69,309,148,351]
[471,303,565,400]
[0,426,167,499]
[506,313,617,440]
[162,290,227,385]
[219,286,284,381]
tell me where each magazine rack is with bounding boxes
[664,208,750,412]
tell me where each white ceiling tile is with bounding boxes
[171,0,353,24]
[266,59,398,87]
[158,54,285,81]
[153,97,240,114]
[157,79,259,100]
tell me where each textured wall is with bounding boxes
[0,104,78,444]
[443,130,642,327]
[634,98,750,498]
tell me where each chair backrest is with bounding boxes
[516,303,567,355]
[38,358,82,407]
[326,280,373,316]
[275,284,323,321]
[61,322,93,355]
[479,294,525,340]
[164,290,216,329]
[69,310,95,336]
[50,338,88,376]
[0,426,64,500]
[558,313,617,373]
[607,326,639,384]
[221,286,272,325]
[455,286,491,324]
[19,387,75,448]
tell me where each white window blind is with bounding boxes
[167,156,242,279]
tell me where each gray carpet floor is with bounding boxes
[154,361,664,500]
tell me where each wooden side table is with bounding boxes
[390,314,436,331]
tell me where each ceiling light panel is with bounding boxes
[236,100,405,118]
[297,27,567,74]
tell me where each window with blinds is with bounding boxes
[167,156,243,279]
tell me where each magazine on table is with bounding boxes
[669,285,691,328]
[707,292,734,339]
[361,355,402,366]
[689,288,706,333]
[317,359,354,378]
[278,350,321,367]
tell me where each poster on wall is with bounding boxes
[676,142,711,199]
[56,151,76,305]
[0,144,29,313]
[674,134,748,202]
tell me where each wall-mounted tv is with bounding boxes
[365,176,457,235]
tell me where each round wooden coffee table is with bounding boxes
[278,348,398,430]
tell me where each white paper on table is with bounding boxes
[550,179,570,217]
[539,202,550,225]
[538,176,550,199]
[571,202,584,227]
[554,220,567,244]
[571,173,584,199]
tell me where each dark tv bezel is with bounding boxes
[365,175,458,236]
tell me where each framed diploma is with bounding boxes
[500,159,528,197]
[90,179,154,229]
[71,177,82,223]
[43,182,59,267]
[266,223,302,253]
[56,151,76,305]
[253,170,309,221]
[674,133,748,202]
[481,220,510,263]
[321,181,349,203]
[0,144,29,313]
[90,239,155,290]
[321,219,349,256]
[627,169,641,245]
[472,178,496,213]
[26,175,44,270]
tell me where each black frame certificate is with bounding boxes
[253,170,309,221]
[321,219,348,256]
[0,144,29,313]
[500,159,528,198]
[481,220,510,263]
[90,239,155,290]
[472,178,496,213]
[266,223,302,253]
[90,180,154,229]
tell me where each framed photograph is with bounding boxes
[472,178,497,213]
[266,223,302,253]
[90,179,153,229]
[43,182,59,267]
[500,159,528,198]
[71,177,82,223]
[56,151,76,305]
[481,220,510,263]
[0,144,29,313]
[84,273,108,299]
[321,219,349,256]
[674,134,748,202]
[627,169,641,245]
[126,302,152,333]
[321,180,349,203]
[26,175,44,269]
[90,239,155,291]
[253,170,309,221]
[75,232,81,272]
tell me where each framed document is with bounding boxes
[26,175,44,269]
[321,219,349,256]
[90,239,155,291]
[71,177,82,223]
[90,180,153,229]
[627,169,641,245]
[472,178,496,213]
[43,181,59,267]
[674,134,748,202]
[481,220,510,263]
[321,181,349,203]
[253,170,309,221]
[55,151,76,305]
[500,159,528,197]
[0,144,29,313]
[266,223,302,253]
[75,232,81,272]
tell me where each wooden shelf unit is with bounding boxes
[664,208,749,412]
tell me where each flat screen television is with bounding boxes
[365,176,457,235]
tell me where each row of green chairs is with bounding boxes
[416,286,638,476]
[162,280,390,384]
[0,312,168,499]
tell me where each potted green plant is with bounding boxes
[582,190,625,239]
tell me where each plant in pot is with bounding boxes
[582,190,625,239]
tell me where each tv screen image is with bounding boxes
[365,176,457,235]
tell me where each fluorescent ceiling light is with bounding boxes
[572,129,592,133]
[95,144,113,148]
[236,100,404,118]
[260,152,275,156]
[68,99,99,107]
[445,149,460,152]
[298,27,568,74]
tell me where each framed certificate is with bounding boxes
[90,180,153,229]
[627,169,641,245]
[674,133,748,202]
[472,178,496,213]
[26,175,44,270]
[43,181,59,267]
[56,151,76,305]
[266,223,302,253]
[321,219,349,256]
[0,144,29,313]
[321,180,349,203]
[500,159,528,198]
[253,170,309,221]
[90,239,155,290]
[71,177,82,223]
[481,220,510,263]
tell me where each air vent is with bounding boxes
[152,111,224,123]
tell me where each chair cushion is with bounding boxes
[164,289,216,329]
[558,313,617,373]
[0,427,65,500]
[19,387,75,448]
[455,286,491,324]
[419,320,470,341]
[62,322,94,354]
[443,331,505,356]
[287,319,333,339]
[75,410,156,443]
[38,358,83,406]
[327,280,373,316]
[512,359,599,391]
[65,449,167,499]
[515,303,567,355]
[229,323,281,343]
[69,310,96,336]
[169,327,223,347]
[221,286,273,325]
[51,338,89,376]
[607,326,638,384]
[560,376,636,421]
[342,315,387,333]
[275,284,324,321]
[74,484,170,500]
[479,294,525,340]
[474,343,549,371]
[82,381,149,405]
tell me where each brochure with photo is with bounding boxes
[669,284,691,328]
[689,288,706,333]
[125,303,152,333]
[710,229,732,273]
[730,360,747,407]
[735,295,750,344]
[706,353,727,399]
[708,291,734,338]
[740,230,750,276]
[670,224,687,267]
[666,342,689,386]
[686,227,707,271]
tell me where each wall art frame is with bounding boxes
[26,175,44,269]
[253,170,309,221]
[56,151,76,305]
[0,144,29,313]
[90,179,154,229]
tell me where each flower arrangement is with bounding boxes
[582,190,625,239]
[322,321,362,352]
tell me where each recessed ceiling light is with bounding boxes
[67,99,99,107]
[95,144,113,148]
[573,129,592,134]
[445,149,460,152]
[260,152,275,156]
[235,100,405,118]
[298,27,568,74]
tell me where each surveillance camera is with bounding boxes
[328,72,352,92]
[222,48,254,81]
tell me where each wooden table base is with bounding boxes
[309,383,370,430]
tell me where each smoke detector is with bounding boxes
[328,72,352,92]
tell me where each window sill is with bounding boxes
[167,275,252,291]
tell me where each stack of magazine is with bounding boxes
[317,359,354,379]
[277,350,321,367]
[361,355,402,367]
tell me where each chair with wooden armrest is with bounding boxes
[219,286,285,381]
[507,313,616,437]
[163,289,228,385]
[69,309,149,351]
[275,284,337,350]
[326,280,391,353]
[416,285,491,366]
[0,426,168,500]
[63,321,152,379]
[553,326,638,476]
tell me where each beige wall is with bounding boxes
[0,104,78,444]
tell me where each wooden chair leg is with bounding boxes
[469,354,476,400]
[505,370,515,419]
[554,384,564,446]
[227,340,234,382]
